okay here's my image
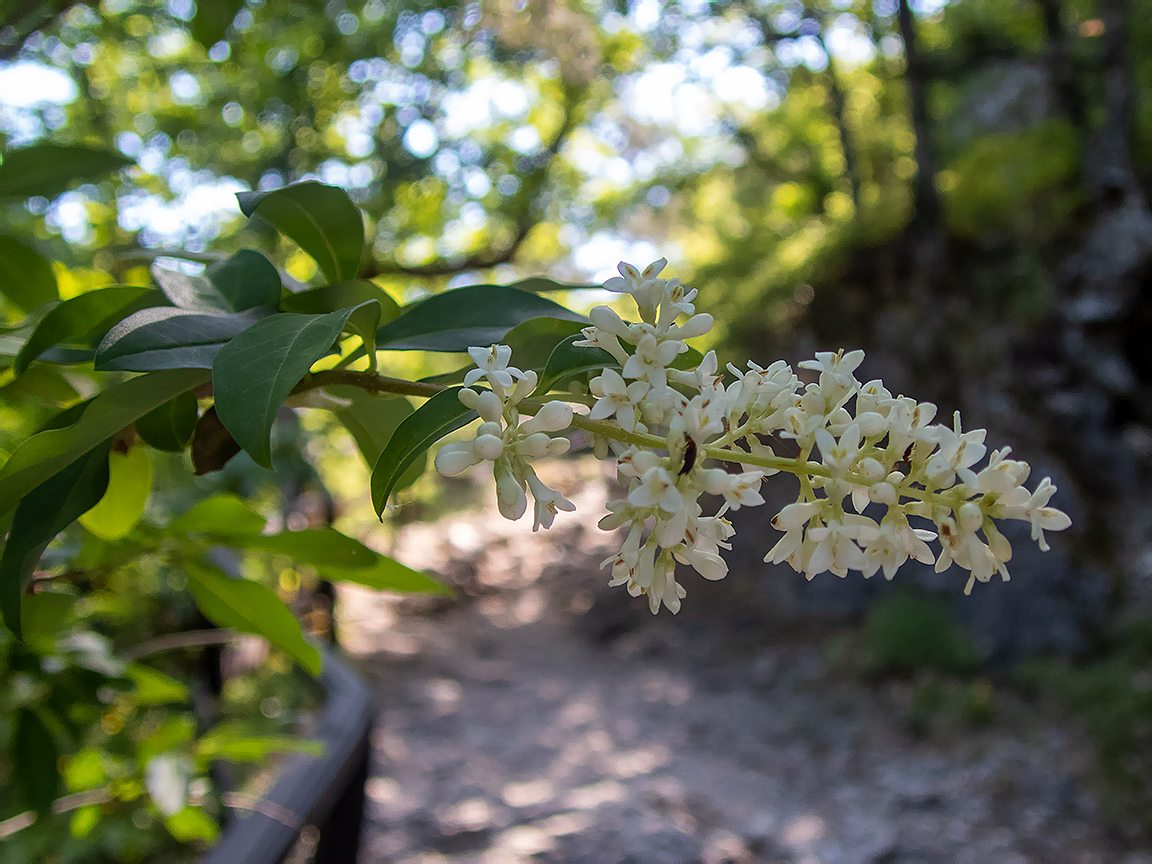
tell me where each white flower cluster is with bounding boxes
[433,346,577,531]
[435,259,1073,613]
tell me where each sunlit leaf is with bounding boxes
[371,386,477,516]
[375,284,587,351]
[0,144,133,199]
[194,722,323,762]
[164,806,220,844]
[78,444,152,541]
[211,306,369,468]
[127,664,191,706]
[186,561,322,676]
[168,493,266,536]
[236,181,364,283]
[224,528,378,568]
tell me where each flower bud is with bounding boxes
[473,434,503,461]
[495,469,527,520]
[434,441,477,476]
[516,432,552,458]
[475,390,504,423]
[458,388,480,409]
[522,400,573,433]
[546,437,570,456]
[772,501,821,531]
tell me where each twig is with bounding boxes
[123,628,237,660]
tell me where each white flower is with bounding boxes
[806,517,879,578]
[628,465,684,513]
[526,473,576,532]
[589,369,649,431]
[815,424,862,477]
[604,258,667,320]
[622,333,683,392]
[1019,477,1072,552]
[464,344,516,393]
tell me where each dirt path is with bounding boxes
[339,461,1142,864]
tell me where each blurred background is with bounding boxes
[2,0,1152,861]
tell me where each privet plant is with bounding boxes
[0,172,1069,842]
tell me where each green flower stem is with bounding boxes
[299,369,963,511]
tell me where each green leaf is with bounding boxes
[190,0,243,47]
[211,307,367,468]
[0,368,208,516]
[21,590,76,651]
[190,406,241,475]
[0,234,58,313]
[537,334,617,394]
[194,723,323,762]
[13,709,61,814]
[78,444,152,541]
[205,250,282,311]
[236,182,364,283]
[371,386,477,516]
[127,665,191,706]
[375,284,587,351]
[135,391,198,452]
[94,307,263,371]
[329,386,410,461]
[225,528,378,568]
[186,561,321,676]
[0,144,133,199]
[152,251,281,313]
[14,286,165,375]
[501,316,588,372]
[0,443,112,636]
[164,806,220,844]
[168,494,266,536]
[324,555,451,596]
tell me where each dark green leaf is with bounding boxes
[190,0,243,47]
[236,182,364,283]
[186,561,321,676]
[371,386,477,516]
[506,277,601,293]
[136,391,198,452]
[0,368,208,514]
[151,264,222,312]
[0,234,58,313]
[0,144,133,199]
[95,307,262,371]
[375,284,587,352]
[14,286,165,375]
[536,334,618,394]
[323,555,451,596]
[205,250,282,311]
[0,443,112,636]
[501,316,588,372]
[13,709,61,814]
[211,306,367,468]
[168,494,266,535]
[190,406,242,475]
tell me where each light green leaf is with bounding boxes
[324,555,451,596]
[371,386,477,516]
[164,806,220,844]
[0,234,58,313]
[0,368,208,517]
[328,386,413,464]
[186,561,321,676]
[0,144,133,199]
[236,182,364,283]
[168,494,266,536]
[194,722,324,762]
[376,284,587,352]
[21,590,76,651]
[14,286,164,375]
[78,444,152,541]
[127,665,191,706]
[135,391,198,452]
[211,307,366,468]
[95,307,263,371]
